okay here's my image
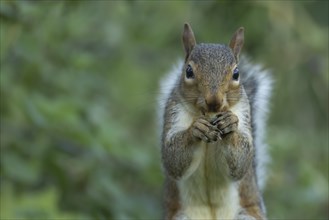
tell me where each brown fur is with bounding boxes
[161,24,267,219]
[164,177,181,219]
[239,166,267,219]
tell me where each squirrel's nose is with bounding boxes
[205,96,222,112]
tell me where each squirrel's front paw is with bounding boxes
[190,117,221,143]
[211,111,239,136]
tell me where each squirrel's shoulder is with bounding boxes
[238,56,273,190]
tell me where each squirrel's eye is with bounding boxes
[232,67,239,80]
[186,65,194,79]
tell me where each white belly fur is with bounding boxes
[177,142,240,219]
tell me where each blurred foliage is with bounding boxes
[0,1,328,219]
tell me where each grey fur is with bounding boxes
[158,39,272,219]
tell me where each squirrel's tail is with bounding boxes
[240,56,273,190]
[157,60,183,140]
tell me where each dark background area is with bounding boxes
[0,1,328,219]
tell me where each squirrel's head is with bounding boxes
[179,23,244,116]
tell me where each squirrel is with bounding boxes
[158,23,272,220]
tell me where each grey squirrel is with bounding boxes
[158,23,272,219]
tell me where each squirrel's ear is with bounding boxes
[182,23,196,61]
[229,27,244,62]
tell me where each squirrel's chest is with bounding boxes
[177,142,240,219]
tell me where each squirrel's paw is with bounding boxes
[190,117,222,143]
[211,111,239,135]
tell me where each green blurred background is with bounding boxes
[0,1,328,219]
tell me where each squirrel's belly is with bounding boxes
[177,143,240,219]
[183,203,238,220]
[177,178,240,219]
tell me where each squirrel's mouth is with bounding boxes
[200,109,219,119]
[204,112,219,121]
[200,104,229,115]
[197,100,229,118]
